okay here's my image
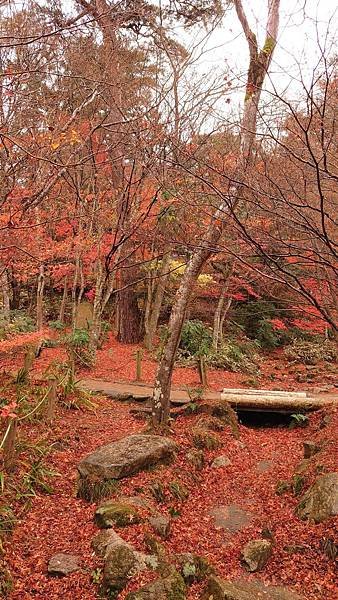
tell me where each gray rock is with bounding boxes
[203,576,304,600]
[48,553,80,576]
[125,568,186,599]
[211,455,232,468]
[149,513,171,539]
[78,434,177,482]
[241,539,273,572]
[297,472,338,523]
[92,529,158,572]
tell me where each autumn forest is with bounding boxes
[0,1,337,599]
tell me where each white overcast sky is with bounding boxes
[174,0,337,106]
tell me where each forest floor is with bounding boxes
[2,389,337,600]
[2,332,337,393]
[1,333,337,599]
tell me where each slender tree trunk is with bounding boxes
[152,233,222,426]
[71,253,81,330]
[4,418,17,472]
[151,0,280,426]
[59,276,68,323]
[213,284,231,350]
[145,253,171,350]
[9,271,20,310]
[36,264,45,330]
[1,268,10,321]
[88,262,104,357]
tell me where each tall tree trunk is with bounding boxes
[9,271,20,310]
[1,268,10,321]
[213,286,232,350]
[152,229,223,426]
[59,276,68,323]
[212,261,234,349]
[36,264,45,330]
[144,253,171,350]
[151,0,280,426]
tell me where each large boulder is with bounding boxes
[78,434,177,483]
[125,568,186,600]
[241,539,273,572]
[203,576,304,600]
[95,500,142,528]
[296,472,338,523]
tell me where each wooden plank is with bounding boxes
[220,393,331,411]
[222,388,307,398]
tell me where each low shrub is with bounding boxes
[285,339,337,365]
[206,337,261,374]
[48,320,65,330]
[0,311,35,340]
[180,320,212,357]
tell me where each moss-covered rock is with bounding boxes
[95,501,142,528]
[168,481,189,501]
[191,428,222,451]
[103,544,138,597]
[176,553,214,584]
[125,567,186,599]
[197,400,240,439]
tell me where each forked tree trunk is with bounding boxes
[152,0,280,426]
[144,253,171,350]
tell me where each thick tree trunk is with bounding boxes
[144,253,171,350]
[151,0,280,426]
[36,264,45,330]
[117,262,142,343]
